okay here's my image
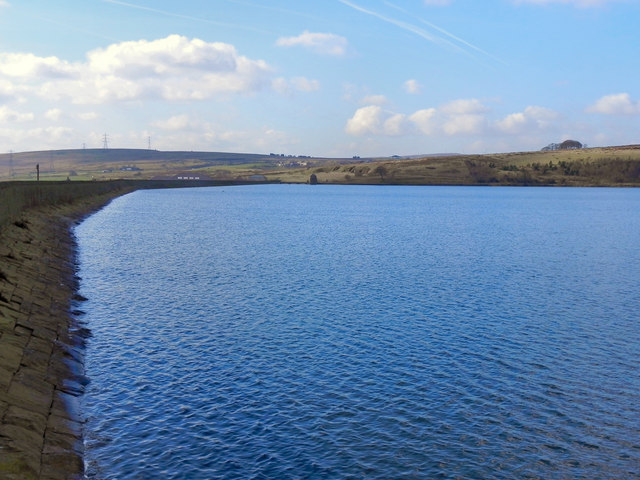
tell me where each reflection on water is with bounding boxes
[76,185,640,479]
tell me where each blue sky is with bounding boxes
[0,0,638,157]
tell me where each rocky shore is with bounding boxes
[0,191,130,479]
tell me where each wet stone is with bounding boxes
[50,390,81,422]
[0,424,45,457]
[0,332,30,350]
[3,406,47,438]
[40,453,83,480]
[7,373,54,415]
[0,188,134,479]
[0,365,14,390]
[26,336,54,357]
[0,343,23,373]
[46,414,82,438]
[20,347,50,373]
[0,450,39,480]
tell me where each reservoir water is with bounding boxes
[75,185,640,479]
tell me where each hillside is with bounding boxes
[1,146,639,186]
[265,145,640,187]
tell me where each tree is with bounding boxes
[374,165,388,181]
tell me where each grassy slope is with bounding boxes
[266,145,640,186]
[1,146,638,186]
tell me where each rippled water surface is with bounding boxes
[76,185,640,479]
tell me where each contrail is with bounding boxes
[338,0,465,53]
[101,0,271,34]
[384,1,506,64]
[340,0,502,64]
[418,18,505,64]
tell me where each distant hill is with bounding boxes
[1,145,638,186]
[2,148,274,168]
[0,148,366,181]
[266,145,640,187]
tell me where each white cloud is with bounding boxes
[0,52,76,78]
[383,113,409,136]
[87,36,240,77]
[0,78,23,102]
[276,31,348,56]
[403,79,422,95]
[409,108,437,135]
[346,99,492,138]
[0,1,10,7]
[143,122,298,153]
[440,98,489,115]
[361,94,387,105]
[271,77,289,95]
[586,93,640,115]
[272,76,320,95]
[78,112,98,120]
[0,106,34,122]
[345,105,383,136]
[290,77,320,92]
[151,114,194,131]
[148,115,299,154]
[343,97,573,143]
[496,105,559,133]
[443,114,486,135]
[0,35,272,104]
[345,105,411,136]
[44,108,63,121]
[0,126,74,150]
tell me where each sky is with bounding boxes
[0,0,638,157]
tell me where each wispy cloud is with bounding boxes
[0,1,10,7]
[272,76,320,95]
[403,79,422,94]
[276,31,348,56]
[339,0,502,64]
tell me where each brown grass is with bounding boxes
[266,146,640,186]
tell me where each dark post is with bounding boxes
[36,164,40,181]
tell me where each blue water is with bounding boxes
[76,185,640,479]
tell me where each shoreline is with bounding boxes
[0,190,131,480]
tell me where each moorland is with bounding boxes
[1,145,639,187]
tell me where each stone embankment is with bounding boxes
[0,186,132,479]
